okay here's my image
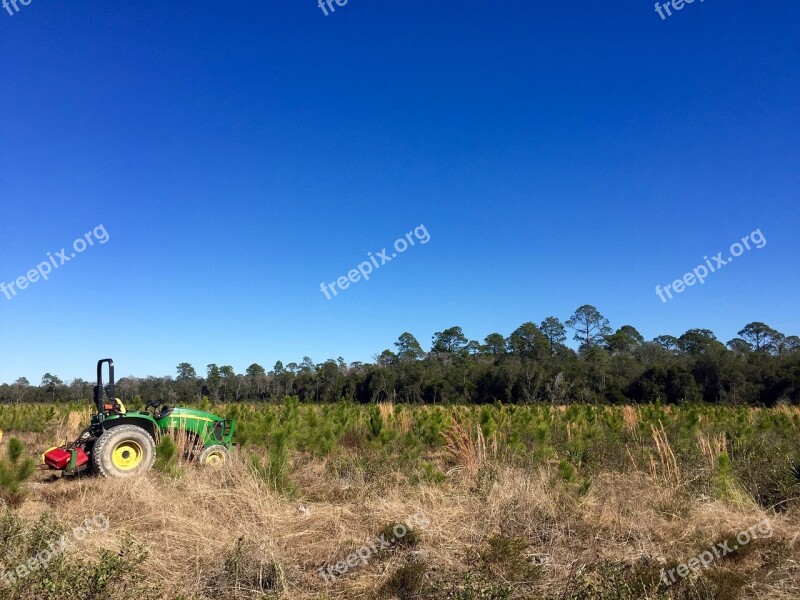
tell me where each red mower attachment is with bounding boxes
[43,447,89,471]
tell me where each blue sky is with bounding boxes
[1,1,798,383]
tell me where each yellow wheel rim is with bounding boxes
[204,450,227,466]
[111,440,143,471]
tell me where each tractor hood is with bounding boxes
[162,406,224,422]
[156,406,235,446]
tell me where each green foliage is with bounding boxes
[712,452,737,500]
[417,407,448,446]
[67,535,149,599]
[0,438,36,507]
[479,535,541,584]
[441,572,513,600]
[248,414,297,496]
[153,435,182,478]
[0,513,155,600]
[368,405,384,440]
[558,459,578,484]
[381,562,429,599]
[559,561,671,600]
[377,521,420,550]
[1,315,800,407]
[0,406,56,433]
[2,398,800,510]
[266,424,293,492]
[411,460,447,485]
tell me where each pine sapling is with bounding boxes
[0,438,36,508]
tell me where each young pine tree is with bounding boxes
[0,438,37,507]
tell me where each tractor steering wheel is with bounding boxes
[146,399,167,417]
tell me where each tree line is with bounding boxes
[2,306,798,406]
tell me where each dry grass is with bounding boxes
[699,432,728,471]
[0,442,794,599]
[442,420,487,480]
[3,405,800,600]
[622,405,639,439]
[48,408,91,451]
[649,422,681,488]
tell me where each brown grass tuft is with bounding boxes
[442,420,487,480]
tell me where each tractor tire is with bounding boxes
[198,445,231,467]
[92,425,156,478]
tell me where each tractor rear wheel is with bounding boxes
[198,445,231,467]
[92,425,156,478]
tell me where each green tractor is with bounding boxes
[43,358,235,478]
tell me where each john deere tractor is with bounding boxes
[43,358,235,478]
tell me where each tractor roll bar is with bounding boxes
[94,358,115,415]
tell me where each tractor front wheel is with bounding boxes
[198,445,231,467]
[93,425,156,478]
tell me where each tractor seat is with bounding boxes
[103,398,127,414]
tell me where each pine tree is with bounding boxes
[0,438,36,508]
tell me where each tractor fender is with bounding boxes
[101,415,159,442]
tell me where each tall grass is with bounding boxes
[0,401,799,598]
[2,400,800,507]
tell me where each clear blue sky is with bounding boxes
[1,1,798,383]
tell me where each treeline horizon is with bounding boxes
[3,305,799,407]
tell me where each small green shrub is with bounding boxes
[558,459,578,484]
[411,460,447,485]
[153,436,182,477]
[441,572,513,600]
[378,521,420,550]
[0,438,36,507]
[248,452,295,495]
[479,535,541,584]
[559,561,671,600]
[267,424,293,492]
[712,452,735,499]
[0,524,155,600]
[382,562,428,599]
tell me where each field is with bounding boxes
[1,401,800,599]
